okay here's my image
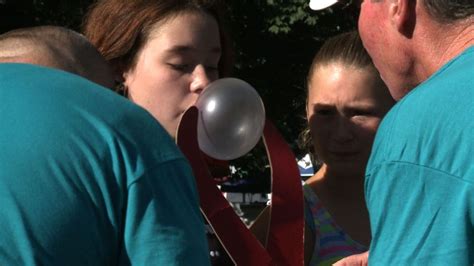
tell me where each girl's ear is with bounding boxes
[112,60,127,84]
[111,61,129,96]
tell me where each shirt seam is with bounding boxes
[126,157,189,189]
[367,160,474,186]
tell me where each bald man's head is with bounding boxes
[0,26,114,88]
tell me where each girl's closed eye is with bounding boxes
[205,65,218,72]
[168,63,190,72]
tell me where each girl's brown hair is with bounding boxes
[82,0,233,79]
[306,30,374,87]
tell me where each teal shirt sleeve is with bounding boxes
[366,162,474,265]
[121,157,210,265]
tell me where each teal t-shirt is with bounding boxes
[0,63,210,265]
[365,46,474,265]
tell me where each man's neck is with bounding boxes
[436,22,474,66]
[414,17,474,82]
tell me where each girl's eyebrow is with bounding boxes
[309,103,334,109]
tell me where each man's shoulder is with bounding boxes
[367,47,474,178]
[418,45,474,95]
[1,63,182,164]
[384,45,474,122]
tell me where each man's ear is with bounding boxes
[389,0,416,38]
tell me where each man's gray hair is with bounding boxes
[423,0,474,23]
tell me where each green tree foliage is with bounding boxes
[0,0,92,32]
[1,0,358,190]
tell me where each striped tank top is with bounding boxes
[303,183,367,266]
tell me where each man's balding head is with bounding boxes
[0,26,114,88]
